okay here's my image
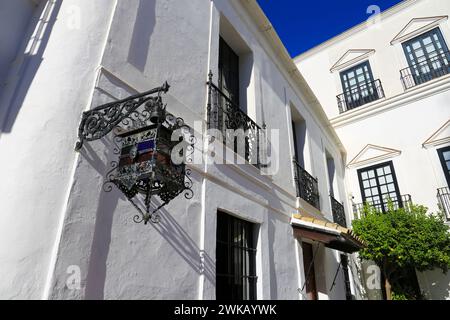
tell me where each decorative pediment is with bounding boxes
[347,144,401,168]
[391,16,448,45]
[330,49,375,72]
[422,119,450,149]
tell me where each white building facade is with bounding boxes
[296,0,450,300]
[0,0,365,300]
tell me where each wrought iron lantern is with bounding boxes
[75,82,194,224]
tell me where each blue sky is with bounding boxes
[257,0,403,57]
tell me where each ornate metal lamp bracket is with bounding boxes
[74,82,194,225]
[75,82,170,151]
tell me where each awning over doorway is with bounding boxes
[291,214,366,253]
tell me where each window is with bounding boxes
[402,27,450,86]
[218,36,239,106]
[216,212,257,300]
[218,15,254,115]
[438,146,450,187]
[217,36,255,163]
[339,61,381,111]
[290,106,307,168]
[301,242,318,300]
[357,161,402,212]
[340,254,352,300]
[326,151,336,198]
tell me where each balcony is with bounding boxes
[293,158,320,210]
[400,51,450,90]
[437,187,450,221]
[353,194,413,220]
[337,79,385,114]
[330,195,347,227]
[207,73,264,168]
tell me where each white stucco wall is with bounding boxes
[339,90,450,211]
[0,0,116,299]
[296,0,450,120]
[296,0,450,220]
[296,0,450,300]
[0,0,350,300]
[417,268,450,300]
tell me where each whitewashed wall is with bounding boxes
[296,0,450,120]
[0,0,349,300]
[296,0,450,300]
[0,0,116,299]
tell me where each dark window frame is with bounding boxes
[357,161,402,213]
[438,146,450,187]
[401,27,450,87]
[218,36,240,106]
[402,27,449,67]
[216,211,257,300]
[339,60,379,109]
[340,60,376,92]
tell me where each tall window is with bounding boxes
[292,121,299,161]
[216,212,257,300]
[301,242,318,300]
[218,36,250,160]
[290,109,307,168]
[357,161,402,212]
[339,61,379,110]
[402,27,450,86]
[218,36,239,106]
[326,152,336,198]
[438,146,450,187]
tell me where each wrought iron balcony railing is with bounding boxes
[437,187,450,221]
[400,51,450,90]
[353,194,413,220]
[330,195,347,228]
[207,73,265,168]
[337,79,385,114]
[293,158,320,210]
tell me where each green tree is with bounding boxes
[352,203,450,300]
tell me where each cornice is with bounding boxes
[390,16,448,45]
[330,49,376,73]
[347,144,402,169]
[422,119,450,149]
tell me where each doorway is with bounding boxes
[301,242,318,300]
